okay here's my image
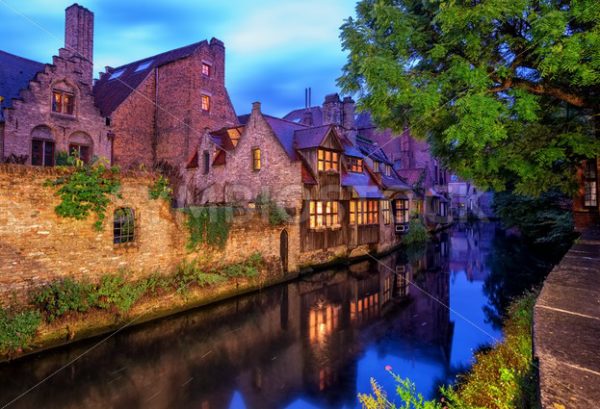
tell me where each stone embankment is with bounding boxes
[534,228,600,408]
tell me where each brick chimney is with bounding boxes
[342,96,355,130]
[65,3,94,82]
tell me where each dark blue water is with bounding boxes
[0,223,557,409]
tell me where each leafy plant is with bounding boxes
[223,252,264,279]
[32,278,97,322]
[186,206,232,249]
[0,308,41,354]
[46,163,121,231]
[96,274,147,313]
[256,193,290,225]
[403,218,429,245]
[149,175,172,201]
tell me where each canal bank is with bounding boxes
[534,227,600,408]
[0,223,561,409]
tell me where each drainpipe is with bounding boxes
[153,68,159,164]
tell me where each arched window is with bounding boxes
[51,81,75,115]
[68,131,93,163]
[114,208,135,244]
[31,125,54,166]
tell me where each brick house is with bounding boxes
[284,94,451,229]
[0,4,111,166]
[186,100,405,257]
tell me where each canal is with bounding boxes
[0,223,559,409]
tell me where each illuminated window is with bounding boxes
[52,90,74,115]
[348,157,363,173]
[385,164,392,176]
[584,160,598,207]
[349,200,379,225]
[394,199,409,223]
[317,149,339,172]
[201,62,211,77]
[201,94,211,112]
[252,148,261,171]
[114,208,135,244]
[309,200,339,229]
[382,200,391,224]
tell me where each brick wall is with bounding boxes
[0,165,293,305]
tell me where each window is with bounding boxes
[584,160,597,207]
[385,164,392,176]
[382,200,391,224]
[52,90,74,115]
[373,161,380,172]
[394,199,409,223]
[317,149,339,172]
[201,63,211,77]
[309,200,339,229]
[348,157,363,173]
[68,144,91,164]
[114,208,135,244]
[109,69,125,80]
[31,139,54,166]
[201,95,211,112]
[349,200,379,225]
[252,148,261,171]
[203,150,210,175]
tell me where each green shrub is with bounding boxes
[358,292,538,409]
[149,175,172,201]
[256,193,289,225]
[223,252,264,279]
[186,206,232,249]
[0,308,41,354]
[403,218,429,245]
[145,272,171,295]
[32,279,97,322]
[46,164,121,231]
[96,274,147,313]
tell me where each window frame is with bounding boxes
[201,94,211,112]
[348,157,363,173]
[349,200,379,225]
[201,62,211,77]
[51,89,75,115]
[68,143,91,164]
[203,150,210,175]
[382,200,391,225]
[317,149,339,172]
[31,139,55,167]
[252,147,261,171]
[113,207,136,245]
[584,160,598,208]
[394,199,409,224]
[309,200,340,229]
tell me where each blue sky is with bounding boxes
[0,0,357,116]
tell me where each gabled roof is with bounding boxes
[0,50,45,119]
[294,125,342,150]
[355,135,392,164]
[93,41,207,116]
[262,114,308,160]
[209,126,244,151]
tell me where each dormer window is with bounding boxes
[201,63,211,77]
[317,149,339,172]
[348,157,363,173]
[201,95,211,112]
[385,164,392,176]
[52,89,74,115]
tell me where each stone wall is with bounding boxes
[0,165,292,304]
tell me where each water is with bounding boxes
[0,223,558,409]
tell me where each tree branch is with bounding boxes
[489,77,587,108]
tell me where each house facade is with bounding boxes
[0,4,111,166]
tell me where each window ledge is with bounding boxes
[51,112,76,120]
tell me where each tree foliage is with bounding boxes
[339,0,600,196]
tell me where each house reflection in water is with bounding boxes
[0,233,461,409]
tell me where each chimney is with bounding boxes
[65,4,94,82]
[252,101,261,113]
[342,96,355,130]
[302,109,314,126]
[322,93,342,125]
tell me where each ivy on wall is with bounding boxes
[149,175,172,202]
[186,206,233,250]
[45,164,121,231]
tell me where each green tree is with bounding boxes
[339,0,600,196]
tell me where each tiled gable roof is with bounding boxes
[294,125,341,150]
[0,50,45,119]
[93,41,207,116]
[262,114,308,160]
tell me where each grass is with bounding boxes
[359,292,539,409]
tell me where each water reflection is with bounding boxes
[0,223,556,409]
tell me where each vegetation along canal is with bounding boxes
[0,222,563,409]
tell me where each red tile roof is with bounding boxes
[93,40,208,116]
